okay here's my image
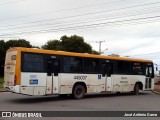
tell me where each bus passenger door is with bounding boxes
[46,59,60,94]
[145,65,153,89]
[102,62,113,91]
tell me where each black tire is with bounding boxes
[72,84,85,99]
[134,84,139,95]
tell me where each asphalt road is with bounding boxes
[0,91,160,120]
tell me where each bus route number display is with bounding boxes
[73,75,87,80]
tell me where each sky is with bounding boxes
[0,0,160,68]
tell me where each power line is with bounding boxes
[2,19,160,37]
[1,16,160,36]
[0,1,160,28]
[1,6,160,31]
[132,52,160,56]
[0,15,160,37]
[0,0,129,21]
[1,19,160,40]
[0,0,27,6]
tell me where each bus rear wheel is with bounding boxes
[72,84,85,99]
[134,83,139,95]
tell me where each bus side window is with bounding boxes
[132,62,143,75]
[63,57,82,73]
[102,64,106,77]
[102,63,113,77]
[47,60,52,76]
[145,65,154,78]
[149,67,153,77]
[47,59,60,76]
[146,67,148,76]
[84,59,100,73]
[53,60,60,76]
[106,63,113,77]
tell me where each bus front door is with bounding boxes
[46,59,60,95]
[145,65,153,89]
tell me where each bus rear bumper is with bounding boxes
[20,86,46,96]
[5,85,46,95]
[5,85,20,93]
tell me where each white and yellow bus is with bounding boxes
[4,47,154,99]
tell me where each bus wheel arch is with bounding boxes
[72,82,87,99]
[133,82,143,95]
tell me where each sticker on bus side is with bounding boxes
[30,79,38,84]
[98,75,102,80]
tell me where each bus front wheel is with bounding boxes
[72,84,85,99]
[134,83,139,95]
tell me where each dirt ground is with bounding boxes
[154,84,160,92]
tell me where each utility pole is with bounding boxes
[96,41,105,54]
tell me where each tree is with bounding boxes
[42,35,96,54]
[0,40,6,76]
[0,39,33,76]
[5,39,32,49]
[42,40,61,50]
[92,50,100,55]
[61,35,92,53]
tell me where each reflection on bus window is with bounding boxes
[84,59,99,73]
[63,57,82,73]
[132,62,143,75]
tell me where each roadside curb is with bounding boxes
[152,90,160,95]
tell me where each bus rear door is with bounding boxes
[102,62,113,91]
[46,59,60,94]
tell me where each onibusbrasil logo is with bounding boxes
[1,112,42,118]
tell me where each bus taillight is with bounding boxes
[14,75,17,86]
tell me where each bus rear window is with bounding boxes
[11,55,16,60]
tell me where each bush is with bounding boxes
[0,77,3,89]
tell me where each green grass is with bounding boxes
[0,77,4,89]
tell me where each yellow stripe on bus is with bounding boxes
[17,47,152,63]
